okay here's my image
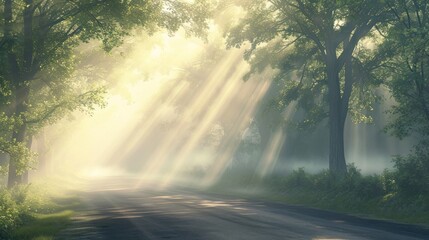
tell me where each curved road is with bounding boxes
[58,177,429,240]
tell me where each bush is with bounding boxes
[0,188,21,239]
[285,168,311,188]
[0,184,54,239]
[381,169,397,194]
[216,162,260,188]
[394,155,429,195]
[311,169,337,190]
[278,165,384,200]
[212,159,429,225]
[392,145,429,196]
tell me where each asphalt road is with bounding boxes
[58,177,429,240]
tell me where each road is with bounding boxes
[57,177,429,240]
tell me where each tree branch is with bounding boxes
[337,19,378,70]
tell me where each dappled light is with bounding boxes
[1,0,429,239]
[36,29,278,189]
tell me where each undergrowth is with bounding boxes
[214,163,429,225]
[0,182,78,240]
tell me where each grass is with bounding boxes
[0,180,83,240]
[279,190,429,225]
[209,185,429,227]
[209,166,429,227]
[11,210,74,240]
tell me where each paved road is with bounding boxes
[58,178,429,240]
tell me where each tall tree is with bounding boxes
[226,0,390,175]
[382,0,429,193]
[384,0,429,141]
[0,0,211,187]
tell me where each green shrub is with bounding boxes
[392,145,429,196]
[213,159,429,225]
[0,188,21,239]
[311,169,337,191]
[216,163,260,188]
[285,168,312,188]
[0,184,56,239]
[381,169,397,194]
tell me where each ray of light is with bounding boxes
[134,50,247,187]
[257,126,285,177]
[202,78,272,186]
[49,82,163,175]
[44,31,207,178]
[158,57,250,187]
[41,28,281,189]
[257,102,297,177]
[107,80,189,165]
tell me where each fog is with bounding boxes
[30,17,413,188]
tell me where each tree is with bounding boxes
[225,0,390,175]
[382,0,429,194]
[384,0,429,141]
[0,0,212,187]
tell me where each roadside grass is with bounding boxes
[274,189,429,226]
[209,165,429,227]
[11,210,74,240]
[1,180,82,240]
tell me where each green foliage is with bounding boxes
[214,163,429,225]
[378,1,429,199]
[0,188,20,238]
[277,165,385,200]
[11,210,73,240]
[284,168,312,188]
[224,0,389,132]
[0,183,74,239]
[26,71,107,135]
[0,0,214,179]
[0,113,37,175]
[0,185,42,239]
[382,0,429,138]
[392,143,429,196]
[380,169,397,194]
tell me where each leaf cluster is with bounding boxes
[0,0,214,174]
[225,0,389,128]
[382,0,429,140]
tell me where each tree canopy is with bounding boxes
[225,0,391,174]
[0,0,212,187]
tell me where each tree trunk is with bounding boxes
[7,126,27,187]
[37,130,49,174]
[7,0,34,188]
[7,86,30,188]
[327,51,347,176]
[21,136,33,184]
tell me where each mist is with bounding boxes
[30,26,412,188]
[2,1,429,239]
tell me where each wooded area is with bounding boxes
[1,0,429,238]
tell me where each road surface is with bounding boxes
[57,177,429,240]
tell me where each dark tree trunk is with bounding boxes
[8,86,30,188]
[326,49,347,176]
[6,0,34,188]
[37,130,49,174]
[21,136,33,184]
